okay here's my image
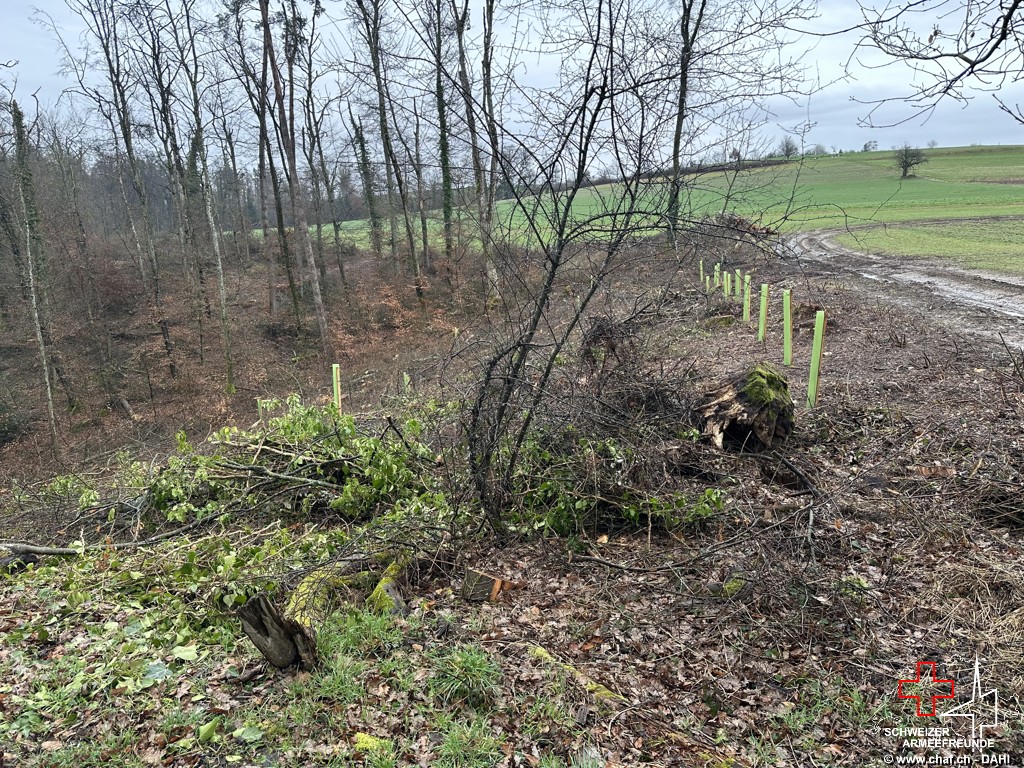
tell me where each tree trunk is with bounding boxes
[11,100,58,448]
[260,0,332,356]
[349,110,384,259]
[666,0,708,246]
[480,0,502,302]
[353,0,402,269]
[431,0,454,266]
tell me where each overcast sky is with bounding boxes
[4,0,1024,152]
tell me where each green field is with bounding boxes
[310,145,1024,268]
[833,218,1024,274]
[488,145,1024,240]
[753,144,1024,229]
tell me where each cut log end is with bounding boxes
[461,568,521,602]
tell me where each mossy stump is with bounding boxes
[237,555,407,671]
[697,363,794,451]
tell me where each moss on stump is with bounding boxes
[698,362,794,451]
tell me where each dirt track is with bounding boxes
[788,225,1024,347]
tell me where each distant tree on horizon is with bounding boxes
[778,135,799,159]
[893,143,929,178]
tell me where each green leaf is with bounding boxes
[232,726,264,744]
[142,661,172,682]
[198,718,220,743]
[171,645,199,661]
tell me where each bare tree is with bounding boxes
[666,0,709,242]
[449,0,500,301]
[220,1,303,326]
[779,135,800,158]
[347,106,384,258]
[258,0,332,354]
[424,0,455,266]
[296,22,349,289]
[454,0,813,529]
[349,0,403,269]
[126,0,236,389]
[664,0,813,243]
[62,0,178,377]
[382,75,425,299]
[6,99,58,446]
[172,0,236,390]
[893,143,928,177]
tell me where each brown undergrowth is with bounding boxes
[2,237,1024,766]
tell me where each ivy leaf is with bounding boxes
[171,645,199,661]
[142,660,172,683]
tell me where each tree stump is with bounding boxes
[236,555,407,671]
[461,568,520,602]
[697,363,794,451]
[237,594,316,670]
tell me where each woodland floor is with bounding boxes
[2,233,1024,766]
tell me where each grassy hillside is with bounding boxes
[329,146,1024,251]
[757,144,1024,229]
[834,218,1024,274]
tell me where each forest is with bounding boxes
[0,0,811,471]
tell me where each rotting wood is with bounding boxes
[698,362,794,451]
[528,644,626,703]
[238,555,410,670]
[237,594,309,669]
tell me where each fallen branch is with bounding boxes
[768,452,823,501]
[0,517,207,557]
[529,644,626,703]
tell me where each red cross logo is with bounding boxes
[898,661,955,716]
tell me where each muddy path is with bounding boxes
[787,224,1024,347]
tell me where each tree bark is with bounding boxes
[666,0,708,246]
[11,100,58,448]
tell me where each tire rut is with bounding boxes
[788,227,1024,347]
